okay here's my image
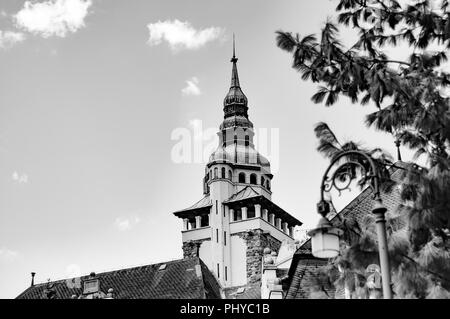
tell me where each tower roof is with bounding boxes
[223,35,248,118]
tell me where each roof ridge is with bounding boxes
[29,257,189,287]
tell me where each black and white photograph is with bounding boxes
[1,0,450,307]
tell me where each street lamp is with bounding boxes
[307,150,393,299]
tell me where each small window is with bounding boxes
[228,170,232,180]
[224,231,227,246]
[221,167,226,179]
[216,200,218,215]
[225,266,228,281]
[237,287,245,294]
[250,173,257,185]
[261,176,265,186]
[217,264,220,278]
[239,172,246,183]
[245,135,249,146]
[214,168,218,178]
[267,180,271,190]
[216,229,219,243]
[158,264,167,271]
[222,132,226,147]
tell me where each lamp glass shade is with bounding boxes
[310,229,340,259]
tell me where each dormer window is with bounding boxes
[158,264,167,271]
[83,278,100,295]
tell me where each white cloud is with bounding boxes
[12,171,29,184]
[114,216,141,232]
[0,30,25,49]
[0,248,19,262]
[14,0,92,38]
[182,77,201,96]
[147,19,224,51]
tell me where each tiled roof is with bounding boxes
[286,162,407,299]
[16,257,222,299]
[285,255,335,299]
[223,283,261,299]
[173,196,212,217]
[224,187,303,226]
[223,186,259,203]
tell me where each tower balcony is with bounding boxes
[229,217,293,243]
[181,226,211,242]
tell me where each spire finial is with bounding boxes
[395,139,402,161]
[231,33,237,63]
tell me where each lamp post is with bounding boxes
[307,150,393,299]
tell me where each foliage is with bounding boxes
[277,0,450,296]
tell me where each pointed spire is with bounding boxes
[230,33,240,88]
[223,34,248,119]
[232,33,237,62]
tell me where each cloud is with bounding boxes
[182,77,201,96]
[114,216,141,232]
[147,19,224,51]
[12,171,29,184]
[14,0,92,38]
[0,30,25,49]
[0,248,19,262]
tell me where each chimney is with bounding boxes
[31,272,36,287]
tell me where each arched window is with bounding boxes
[261,176,265,186]
[214,168,218,178]
[238,172,246,183]
[245,135,250,146]
[250,173,257,185]
[228,170,232,180]
[221,167,226,179]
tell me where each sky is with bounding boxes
[0,0,417,298]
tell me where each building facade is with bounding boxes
[17,45,302,299]
[173,46,302,290]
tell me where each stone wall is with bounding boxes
[182,239,210,259]
[235,229,281,284]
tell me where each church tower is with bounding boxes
[174,40,302,290]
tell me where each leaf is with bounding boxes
[275,31,297,52]
[311,87,329,103]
